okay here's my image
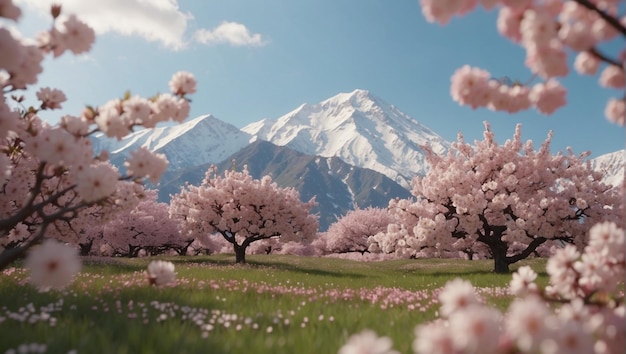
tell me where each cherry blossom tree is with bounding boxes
[419,0,625,125]
[101,190,180,257]
[0,3,196,271]
[369,122,623,273]
[169,166,319,263]
[315,207,393,255]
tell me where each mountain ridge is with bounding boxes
[92,114,251,171]
[241,89,451,188]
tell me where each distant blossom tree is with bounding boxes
[0,2,196,274]
[369,122,622,273]
[315,207,393,255]
[169,166,319,263]
[102,190,180,257]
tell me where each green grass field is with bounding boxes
[0,255,547,354]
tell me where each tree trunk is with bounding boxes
[234,244,246,264]
[79,240,93,256]
[492,251,510,273]
[488,239,511,273]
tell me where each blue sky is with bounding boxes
[11,0,625,158]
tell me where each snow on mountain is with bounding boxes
[591,149,624,188]
[92,114,251,172]
[242,89,450,188]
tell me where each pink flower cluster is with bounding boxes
[146,260,176,286]
[1,1,196,276]
[24,239,81,291]
[344,222,625,354]
[423,0,626,124]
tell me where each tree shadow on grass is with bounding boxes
[168,255,366,280]
[246,259,367,279]
[80,256,147,274]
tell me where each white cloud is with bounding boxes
[194,21,266,47]
[16,0,192,50]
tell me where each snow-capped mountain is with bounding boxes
[242,89,450,188]
[92,114,251,172]
[591,149,624,188]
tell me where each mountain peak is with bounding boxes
[242,90,451,187]
[321,89,381,110]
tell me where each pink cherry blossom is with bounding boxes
[449,305,502,354]
[338,329,399,354]
[558,21,596,51]
[25,239,81,291]
[505,295,553,352]
[529,79,566,114]
[0,0,21,21]
[152,93,180,122]
[146,260,176,286]
[501,0,531,11]
[438,278,479,317]
[573,51,600,75]
[0,154,10,184]
[75,163,119,203]
[172,97,191,123]
[509,265,538,296]
[420,0,477,25]
[124,147,168,184]
[36,87,66,110]
[0,100,20,139]
[413,320,456,354]
[520,9,558,47]
[122,96,152,124]
[598,65,625,89]
[169,71,197,96]
[9,45,44,89]
[59,115,90,136]
[497,6,524,42]
[591,17,619,41]
[479,0,499,10]
[31,127,83,167]
[56,14,95,55]
[0,27,24,72]
[449,65,492,109]
[524,40,569,79]
[542,319,594,354]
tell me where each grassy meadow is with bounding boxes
[0,255,547,354]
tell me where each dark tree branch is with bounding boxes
[589,48,623,68]
[572,0,626,37]
[0,224,48,269]
[507,237,547,264]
